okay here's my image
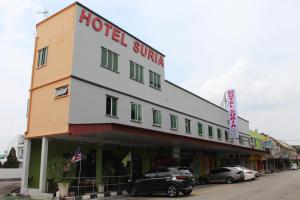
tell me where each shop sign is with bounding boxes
[55,86,68,97]
[79,8,164,67]
[264,140,272,149]
[226,89,239,139]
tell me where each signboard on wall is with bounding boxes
[226,89,239,139]
[264,140,272,149]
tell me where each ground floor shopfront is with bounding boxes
[21,124,267,195]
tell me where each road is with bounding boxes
[114,170,300,200]
[0,180,20,199]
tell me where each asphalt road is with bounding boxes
[115,170,300,200]
[0,180,20,199]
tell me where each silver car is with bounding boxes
[206,167,244,184]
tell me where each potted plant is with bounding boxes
[47,157,74,197]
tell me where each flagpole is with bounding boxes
[78,158,82,197]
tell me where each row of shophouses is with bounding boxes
[20,2,299,196]
[248,130,298,173]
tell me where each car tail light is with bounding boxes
[176,176,187,180]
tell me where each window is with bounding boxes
[149,71,161,90]
[208,125,213,138]
[225,131,229,141]
[106,96,118,117]
[185,119,191,134]
[217,129,222,140]
[130,61,144,82]
[131,102,142,122]
[170,114,178,130]
[197,123,203,136]
[239,135,244,145]
[101,47,118,72]
[152,109,162,126]
[37,46,48,67]
[55,86,68,98]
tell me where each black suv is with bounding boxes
[126,167,194,197]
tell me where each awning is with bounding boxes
[68,123,267,156]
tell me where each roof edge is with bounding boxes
[165,80,249,123]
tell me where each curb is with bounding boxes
[72,191,127,200]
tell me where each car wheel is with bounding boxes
[226,177,234,184]
[182,190,192,196]
[130,186,137,197]
[167,184,178,197]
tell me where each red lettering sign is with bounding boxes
[79,8,164,67]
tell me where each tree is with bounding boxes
[3,147,19,168]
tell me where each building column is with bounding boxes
[21,139,31,194]
[96,144,103,189]
[39,137,48,193]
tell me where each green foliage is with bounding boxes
[3,147,19,168]
[47,157,75,183]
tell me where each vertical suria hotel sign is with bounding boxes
[226,89,239,139]
[79,8,165,67]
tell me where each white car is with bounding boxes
[290,163,298,170]
[234,167,256,181]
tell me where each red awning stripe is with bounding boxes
[68,123,267,155]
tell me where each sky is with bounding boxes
[0,0,300,152]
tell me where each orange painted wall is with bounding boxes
[26,4,76,138]
[32,4,76,88]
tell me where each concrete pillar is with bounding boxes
[96,144,103,186]
[39,137,48,193]
[21,139,31,194]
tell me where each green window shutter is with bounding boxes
[158,111,162,125]
[43,47,48,65]
[135,64,139,80]
[157,74,161,89]
[37,50,41,66]
[140,66,144,82]
[137,104,142,121]
[106,96,111,115]
[113,53,118,71]
[130,61,134,78]
[198,123,202,135]
[153,110,156,124]
[112,98,117,116]
[107,50,112,69]
[149,71,153,86]
[131,103,136,120]
[101,47,107,66]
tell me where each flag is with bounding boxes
[70,147,82,164]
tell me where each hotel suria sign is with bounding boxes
[226,89,239,139]
[79,8,165,68]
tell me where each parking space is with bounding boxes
[114,170,300,200]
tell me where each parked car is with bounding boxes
[126,167,194,197]
[290,163,298,170]
[231,165,260,178]
[172,166,194,179]
[205,167,244,184]
[233,166,256,181]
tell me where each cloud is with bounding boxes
[0,0,44,152]
[182,57,300,144]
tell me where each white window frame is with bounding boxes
[185,118,191,134]
[106,95,118,117]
